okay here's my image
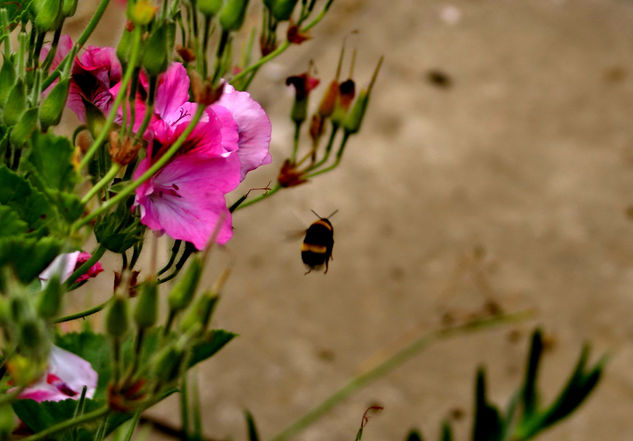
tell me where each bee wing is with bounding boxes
[285,229,307,241]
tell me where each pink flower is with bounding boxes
[133,64,242,249]
[19,346,98,403]
[39,251,103,286]
[68,46,122,122]
[212,84,272,180]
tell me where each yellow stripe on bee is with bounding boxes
[314,220,333,230]
[301,243,327,253]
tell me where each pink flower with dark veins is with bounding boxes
[133,63,242,249]
[19,346,98,403]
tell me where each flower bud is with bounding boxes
[3,79,26,126]
[286,73,320,125]
[19,318,50,360]
[198,0,223,16]
[40,78,69,128]
[180,292,219,334]
[219,0,250,31]
[142,24,169,76]
[342,56,383,135]
[10,107,38,146]
[129,0,157,26]
[33,0,63,31]
[330,79,355,126]
[134,279,158,329]
[266,0,299,21]
[117,27,134,65]
[318,80,339,118]
[37,276,63,320]
[152,345,185,384]
[167,257,202,313]
[0,57,16,106]
[0,404,15,440]
[105,296,130,339]
[84,99,106,140]
[6,354,46,387]
[61,0,77,16]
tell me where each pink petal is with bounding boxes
[154,63,190,123]
[135,152,241,249]
[214,84,272,180]
[39,252,80,286]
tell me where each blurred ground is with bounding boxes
[66,0,633,440]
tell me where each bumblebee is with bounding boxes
[302,210,338,274]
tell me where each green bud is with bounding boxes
[152,345,185,384]
[61,0,77,16]
[129,0,156,26]
[40,78,69,128]
[117,29,134,65]
[84,99,106,140]
[34,0,63,31]
[10,107,39,146]
[0,404,16,440]
[268,0,299,21]
[342,91,368,135]
[167,257,202,313]
[134,279,158,329]
[3,79,26,126]
[198,0,223,16]
[9,296,27,324]
[142,24,169,76]
[219,0,250,31]
[180,291,219,333]
[290,98,307,125]
[19,318,50,360]
[37,276,63,320]
[105,296,130,339]
[0,57,16,106]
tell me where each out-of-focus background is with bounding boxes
[66,0,633,440]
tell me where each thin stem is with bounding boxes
[180,375,191,439]
[234,183,281,211]
[73,105,205,230]
[41,0,112,91]
[79,27,142,171]
[123,410,143,441]
[54,298,112,323]
[21,405,109,441]
[304,132,350,179]
[266,309,535,441]
[306,124,338,171]
[290,122,301,164]
[81,163,122,204]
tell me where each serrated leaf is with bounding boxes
[0,204,27,236]
[27,132,78,191]
[0,165,54,233]
[0,236,62,283]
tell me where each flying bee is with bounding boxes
[302,210,338,274]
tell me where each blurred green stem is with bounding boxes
[267,309,534,441]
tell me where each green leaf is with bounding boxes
[188,329,237,367]
[522,329,543,418]
[0,165,54,233]
[0,236,62,283]
[27,132,78,191]
[0,204,27,236]
[244,410,260,441]
[440,421,452,441]
[1,0,34,27]
[473,368,503,441]
[405,429,424,441]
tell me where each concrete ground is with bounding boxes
[67,0,633,440]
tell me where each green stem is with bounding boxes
[54,298,112,323]
[306,123,338,171]
[20,405,109,441]
[304,132,350,179]
[79,27,142,171]
[81,163,122,204]
[123,410,143,441]
[180,375,191,439]
[266,309,534,441]
[290,122,301,164]
[73,105,205,230]
[41,0,112,91]
[234,183,281,211]
[65,245,106,286]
